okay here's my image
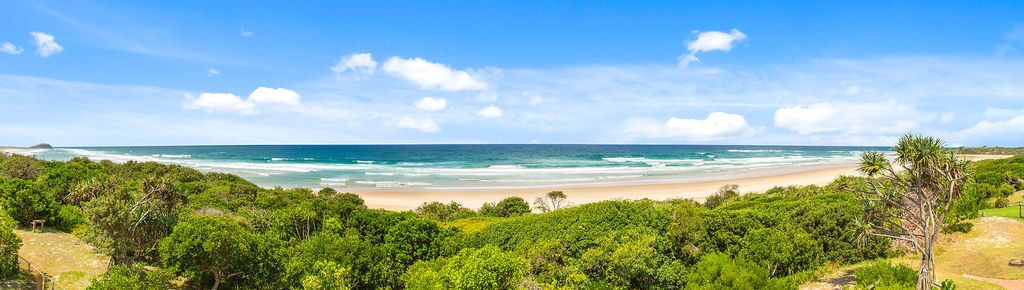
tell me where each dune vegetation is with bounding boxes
[0,135,1021,289]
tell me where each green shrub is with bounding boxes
[54,204,86,232]
[0,210,21,278]
[402,245,527,289]
[685,252,793,289]
[87,264,175,290]
[480,197,531,217]
[995,197,1010,208]
[704,184,740,209]
[853,260,917,289]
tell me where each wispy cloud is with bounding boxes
[29,2,274,69]
[0,42,24,55]
[679,29,747,67]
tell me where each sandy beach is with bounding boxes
[356,163,862,210]
[356,154,1014,210]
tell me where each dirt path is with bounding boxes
[963,274,1024,289]
[15,228,109,290]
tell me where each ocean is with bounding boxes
[20,145,883,191]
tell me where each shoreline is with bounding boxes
[2,147,1012,211]
[356,154,1014,210]
[356,164,862,210]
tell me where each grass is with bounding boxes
[982,191,1024,221]
[15,227,110,290]
[805,215,1024,289]
[443,216,502,235]
[930,215,1024,288]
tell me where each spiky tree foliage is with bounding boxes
[857,134,969,290]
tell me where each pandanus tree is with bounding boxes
[857,134,969,290]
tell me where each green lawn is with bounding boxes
[15,228,110,290]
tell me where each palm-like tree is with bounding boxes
[857,134,969,290]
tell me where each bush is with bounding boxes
[685,252,792,289]
[704,185,740,209]
[54,205,86,232]
[416,201,475,222]
[0,178,58,226]
[402,245,527,289]
[0,210,21,278]
[995,197,1010,208]
[87,264,175,290]
[853,260,917,289]
[480,197,531,217]
[0,154,42,180]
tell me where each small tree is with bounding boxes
[857,134,969,290]
[533,191,568,213]
[0,210,21,278]
[481,197,531,217]
[159,215,255,289]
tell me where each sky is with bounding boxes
[1,0,1024,146]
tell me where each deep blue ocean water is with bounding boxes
[21,145,885,190]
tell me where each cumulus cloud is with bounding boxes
[241,28,254,38]
[774,101,936,135]
[997,23,1024,56]
[414,97,447,111]
[332,53,378,74]
[950,115,1024,145]
[208,68,220,76]
[679,29,746,67]
[30,32,63,57]
[625,112,757,142]
[396,117,440,132]
[477,106,503,118]
[248,87,301,105]
[185,87,300,114]
[184,93,256,115]
[383,57,488,91]
[1,42,23,55]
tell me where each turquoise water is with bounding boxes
[18,145,882,190]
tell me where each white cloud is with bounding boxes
[184,93,256,115]
[208,68,220,76]
[332,53,378,74]
[414,97,447,111]
[396,117,439,132]
[774,101,936,135]
[477,106,503,118]
[383,57,488,91]
[1,42,23,55]
[248,87,301,105]
[241,28,254,38]
[184,87,300,114]
[30,32,63,57]
[950,115,1024,144]
[625,112,757,142]
[529,95,544,106]
[679,29,746,67]
[982,107,1024,120]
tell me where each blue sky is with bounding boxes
[1,0,1023,146]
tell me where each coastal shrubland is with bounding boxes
[0,137,1003,289]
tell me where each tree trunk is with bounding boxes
[917,233,937,290]
[212,271,222,290]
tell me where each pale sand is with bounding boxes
[356,154,1013,211]
[961,154,1015,161]
[356,164,862,211]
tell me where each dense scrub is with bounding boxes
[0,152,975,289]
